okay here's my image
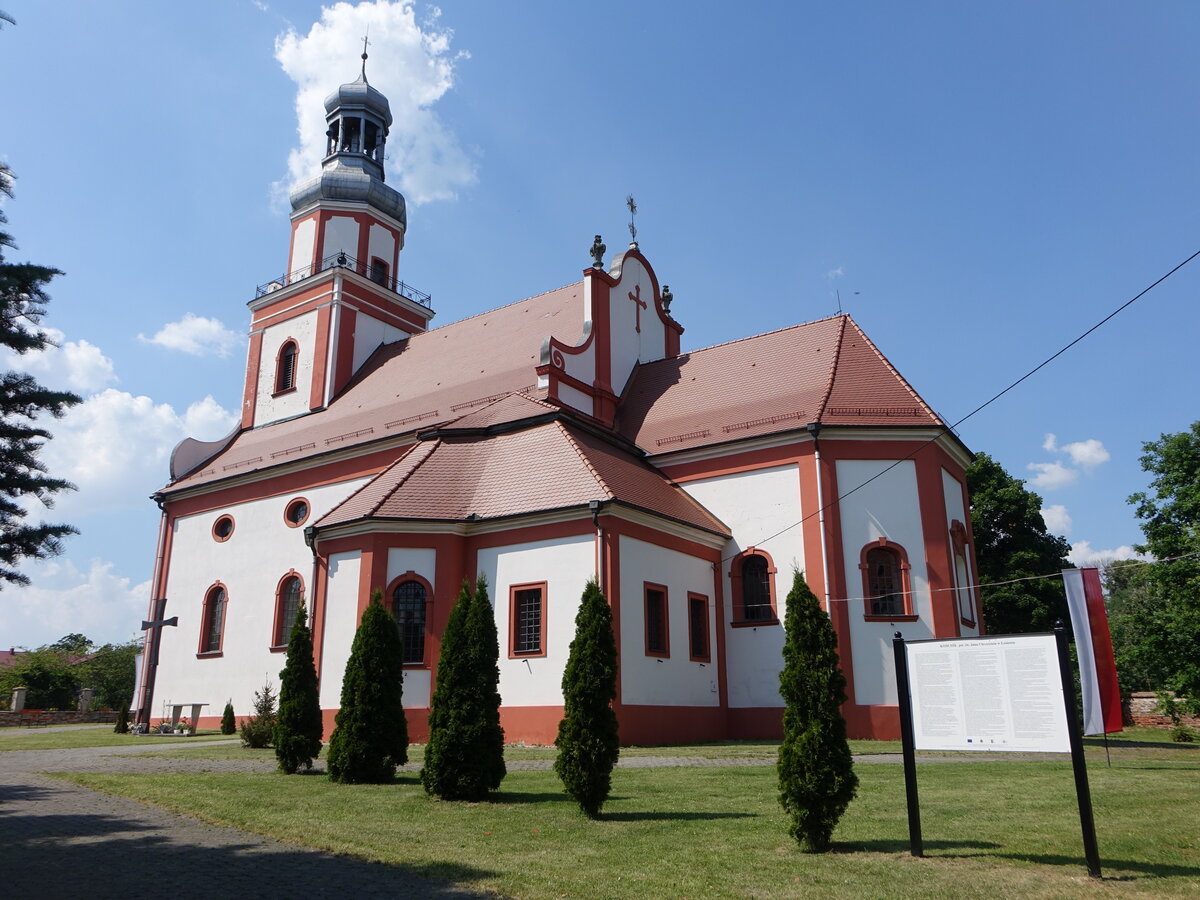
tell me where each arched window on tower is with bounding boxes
[859,538,915,620]
[274,340,298,394]
[392,576,429,665]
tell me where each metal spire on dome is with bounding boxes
[360,29,371,82]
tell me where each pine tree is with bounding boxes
[327,590,408,783]
[220,699,236,735]
[554,578,619,818]
[239,678,278,749]
[113,701,129,734]
[0,165,81,586]
[274,597,324,773]
[777,571,858,852]
[421,576,506,800]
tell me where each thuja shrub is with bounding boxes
[113,701,129,734]
[239,679,278,749]
[554,578,619,818]
[220,699,236,735]
[274,598,324,773]
[421,576,505,800]
[327,590,408,784]
[777,571,858,852]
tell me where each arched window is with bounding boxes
[949,519,976,625]
[859,538,915,620]
[274,339,298,394]
[392,577,428,665]
[200,584,227,655]
[730,549,779,625]
[272,573,303,648]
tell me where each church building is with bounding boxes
[136,65,982,744]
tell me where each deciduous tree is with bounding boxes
[777,571,857,852]
[554,579,619,818]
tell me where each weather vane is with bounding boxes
[626,194,638,245]
[360,27,371,79]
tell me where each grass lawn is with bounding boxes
[59,739,1199,899]
[0,726,236,752]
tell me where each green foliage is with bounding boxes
[777,571,857,852]
[0,164,81,587]
[1121,422,1200,713]
[78,639,140,709]
[327,590,408,784]
[422,576,506,800]
[0,646,78,708]
[965,452,1073,634]
[220,699,236,735]
[239,678,278,749]
[113,702,129,734]
[274,598,324,773]
[554,578,619,818]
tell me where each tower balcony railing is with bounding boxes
[255,252,432,308]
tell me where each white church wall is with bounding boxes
[607,256,666,398]
[351,311,409,371]
[318,550,361,708]
[323,215,360,261]
[618,535,720,707]
[836,458,932,705]
[556,381,593,417]
[289,217,316,278]
[680,464,803,709]
[255,310,318,425]
[155,478,370,719]
[477,534,594,708]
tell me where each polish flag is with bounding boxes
[1062,567,1123,735]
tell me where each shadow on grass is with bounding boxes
[603,810,757,822]
[987,852,1200,881]
[488,790,572,804]
[835,839,1000,854]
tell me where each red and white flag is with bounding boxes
[1062,567,1123,735]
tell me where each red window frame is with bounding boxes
[859,537,917,621]
[211,514,235,543]
[688,592,710,662]
[283,497,310,528]
[273,338,299,395]
[949,519,976,626]
[508,582,547,658]
[644,582,670,658]
[729,548,779,626]
[271,570,305,650]
[197,582,228,657]
[387,571,433,668]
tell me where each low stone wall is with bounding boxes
[0,709,120,728]
[1127,692,1200,729]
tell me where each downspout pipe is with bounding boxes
[137,492,170,726]
[806,423,833,607]
[589,499,604,595]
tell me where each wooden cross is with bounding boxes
[627,284,647,333]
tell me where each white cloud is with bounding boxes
[1041,504,1072,536]
[1067,541,1146,568]
[825,266,844,281]
[138,313,242,358]
[0,326,117,392]
[38,388,238,517]
[1027,460,1077,490]
[1042,433,1059,452]
[0,557,149,649]
[1060,438,1110,469]
[273,0,475,206]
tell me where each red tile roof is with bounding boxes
[165,284,583,492]
[617,314,942,454]
[316,419,728,537]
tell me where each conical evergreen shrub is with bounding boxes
[220,699,236,735]
[239,678,278,748]
[274,597,324,773]
[421,576,506,800]
[554,578,619,818]
[327,590,408,783]
[113,700,129,734]
[777,571,858,852]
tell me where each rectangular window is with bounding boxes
[509,583,547,657]
[644,583,669,657]
[688,593,710,662]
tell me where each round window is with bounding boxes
[212,515,235,541]
[284,498,310,527]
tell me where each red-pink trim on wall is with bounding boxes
[643,581,670,657]
[283,497,311,528]
[508,581,548,659]
[271,569,306,650]
[211,515,235,543]
[728,547,780,626]
[858,537,917,622]
[687,592,711,662]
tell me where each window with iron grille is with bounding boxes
[393,580,427,664]
[645,584,668,656]
[741,554,773,621]
[512,586,544,655]
[688,593,710,662]
[867,547,904,616]
[274,575,302,646]
[202,586,226,654]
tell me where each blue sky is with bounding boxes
[1,1,1197,648]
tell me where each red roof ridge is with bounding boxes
[839,316,942,424]
[555,422,615,501]
[418,280,583,336]
[676,312,846,359]
[815,315,849,420]
[333,440,438,520]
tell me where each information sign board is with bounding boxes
[906,634,1070,753]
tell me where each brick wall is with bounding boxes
[1126,692,1200,729]
[0,710,120,728]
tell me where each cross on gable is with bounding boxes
[627,284,647,333]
